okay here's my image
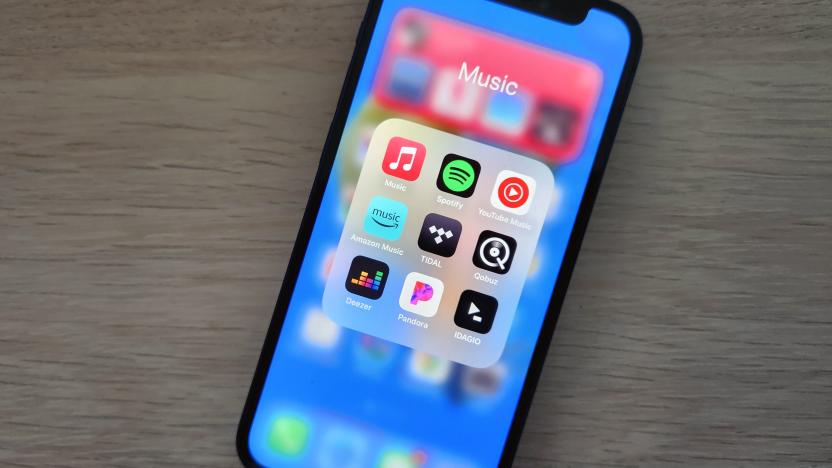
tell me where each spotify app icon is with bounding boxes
[436,154,481,198]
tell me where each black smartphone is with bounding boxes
[238,0,641,466]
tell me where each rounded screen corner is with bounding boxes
[235,424,260,468]
[592,0,643,56]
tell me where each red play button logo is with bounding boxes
[491,170,536,215]
[499,177,528,207]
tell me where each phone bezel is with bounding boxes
[236,1,642,466]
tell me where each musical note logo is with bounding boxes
[382,137,426,181]
[389,146,417,172]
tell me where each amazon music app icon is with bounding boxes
[382,136,426,181]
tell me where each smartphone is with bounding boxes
[237,0,641,466]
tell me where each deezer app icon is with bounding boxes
[345,256,389,300]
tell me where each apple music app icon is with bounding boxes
[382,136,426,181]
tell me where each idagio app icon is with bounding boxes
[454,290,498,334]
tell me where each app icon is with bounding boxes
[301,309,340,349]
[353,334,396,375]
[473,230,516,274]
[530,101,577,146]
[462,363,507,398]
[417,213,462,258]
[387,57,432,104]
[398,272,444,317]
[268,414,310,457]
[491,169,536,215]
[429,67,482,121]
[436,154,480,198]
[364,196,408,240]
[482,91,532,136]
[409,351,452,385]
[383,137,426,181]
[345,256,389,300]
[454,290,498,334]
[317,426,368,468]
[378,448,428,468]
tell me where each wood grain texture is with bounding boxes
[1,0,830,466]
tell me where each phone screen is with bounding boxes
[244,1,634,466]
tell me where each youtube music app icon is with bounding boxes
[490,169,536,215]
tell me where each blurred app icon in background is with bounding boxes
[353,334,397,375]
[530,102,577,146]
[430,68,482,121]
[301,309,341,349]
[482,91,532,136]
[462,363,508,398]
[387,57,432,104]
[408,351,452,385]
[317,426,368,468]
[378,446,429,468]
[268,414,310,458]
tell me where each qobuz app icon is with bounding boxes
[345,256,389,300]
[363,196,408,241]
[473,230,516,274]
[418,213,462,258]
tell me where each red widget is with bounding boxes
[372,9,603,163]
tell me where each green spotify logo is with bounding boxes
[437,154,481,198]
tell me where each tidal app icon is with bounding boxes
[417,213,462,257]
[436,154,480,198]
[454,290,498,334]
[398,272,444,317]
[345,256,388,300]
[363,196,408,241]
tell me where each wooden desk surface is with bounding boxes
[2,1,830,466]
